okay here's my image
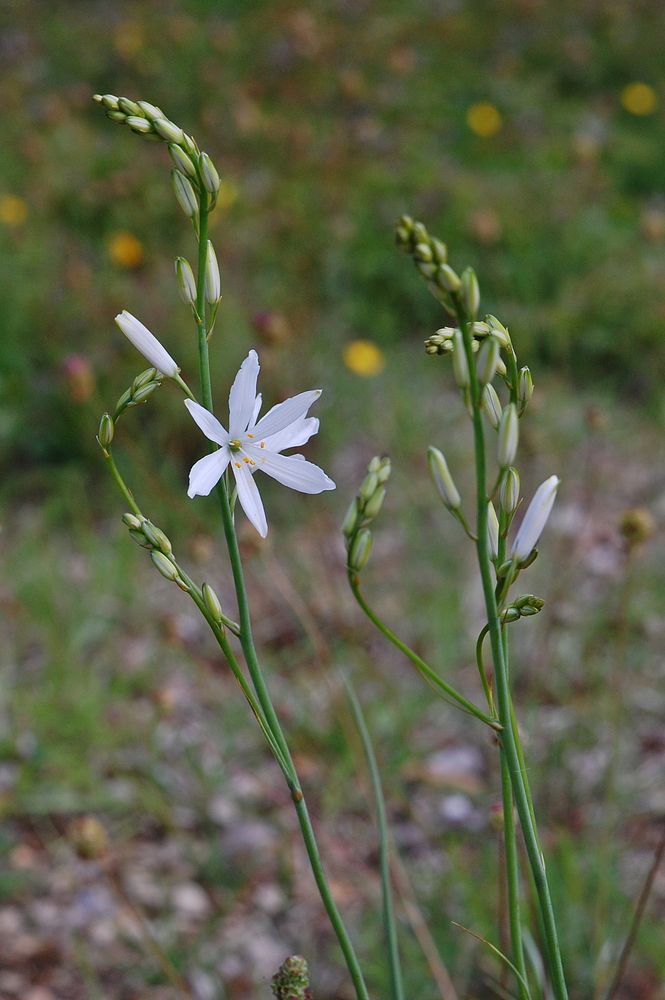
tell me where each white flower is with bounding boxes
[185,349,335,537]
[115,310,180,377]
[511,475,560,562]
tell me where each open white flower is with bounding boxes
[115,310,180,377]
[511,474,560,562]
[185,350,335,537]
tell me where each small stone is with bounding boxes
[172,882,211,920]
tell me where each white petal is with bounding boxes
[184,399,228,446]
[232,460,268,537]
[511,475,560,561]
[251,389,322,440]
[250,393,263,426]
[261,417,319,453]
[115,310,180,377]
[228,350,260,436]
[247,447,335,494]
[187,449,230,498]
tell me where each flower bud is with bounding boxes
[153,118,184,144]
[342,498,361,538]
[476,336,500,385]
[205,241,221,304]
[363,486,386,520]
[150,550,180,582]
[487,501,499,560]
[368,456,382,474]
[359,471,379,503]
[461,267,480,318]
[428,447,461,510]
[499,467,520,516]
[511,475,559,563]
[514,594,545,616]
[137,100,164,120]
[481,384,502,429]
[95,94,119,110]
[376,458,391,483]
[106,110,126,123]
[168,143,198,179]
[131,383,159,404]
[115,310,180,378]
[452,329,470,389]
[486,314,512,349]
[501,606,521,624]
[175,257,197,306]
[518,366,534,415]
[129,529,151,549]
[430,238,447,263]
[122,512,143,530]
[437,263,461,293]
[414,242,433,262]
[497,403,518,468]
[172,170,199,219]
[133,367,158,390]
[200,152,221,194]
[141,520,173,556]
[349,528,373,571]
[117,97,142,116]
[202,582,224,624]
[97,412,114,449]
[126,115,153,135]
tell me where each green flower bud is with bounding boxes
[518,366,534,415]
[482,384,503,429]
[114,387,133,416]
[200,152,221,194]
[129,529,151,549]
[126,115,153,135]
[414,242,433,263]
[349,528,373,571]
[137,100,164,121]
[476,336,500,385]
[497,403,518,468]
[153,118,184,144]
[172,170,199,219]
[271,955,310,1000]
[150,550,180,582]
[430,238,448,263]
[122,513,143,530]
[202,582,224,624]
[359,471,379,503]
[485,314,512,349]
[175,257,197,306]
[501,606,521,623]
[342,498,361,538]
[376,458,392,483]
[363,486,386,520]
[97,412,114,449]
[131,382,159,405]
[368,456,382,474]
[437,263,461,293]
[117,97,142,116]
[141,521,173,556]
[487,501,500,560]
[168,143,198,179]
[428,446,461,510]
[499,467,520,516]
[105,110,127,123]
[461,267,480,318]
[452,329,470,389]
[133,368,158,390]
[514,594,545,614]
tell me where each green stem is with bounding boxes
[458,301,568,1000]
[105,450,141,517]
[349,574,501,732]
[193,186,370,1000]
[500,749,530,1000]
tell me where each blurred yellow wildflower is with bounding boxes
[466,102,503,138]
[0,195,27,227]
[343,340,386,377]
[216,178,239,212]
[108,231,144,269]
[620,82,658,116]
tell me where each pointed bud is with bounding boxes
[349,528,373,571]
[115,310,180,378]
[122,513,143,530]
[137,100,164,121]
[518,366,534,415]
[131,383,159,404]
[153,118,184,144]
[359,471,379,502]
[106,110,127,124]
[514,594,545,616]
[150,550,180,582]
[451,329,470,389]
[172,170,199,219]
[511,475,560,563]
[126,115,153,135]
[368,456,382,473]
[499,467,520,516]
[133,367,159,390]
[437,263,461,293]
[363,486,386,520]
[129,529,151,549]
[497,403,518,468]
[481,383,502,429]
[431,238,448,263]
[428,447,461,510]
[202,582,224,625]
[97,413,114,449]
[501,606,521,624]
[342,498,361,538]
[205,241,221,305]
[377,458,391,483]
[200,152,221,194]
[485,314,512,349]
[168,143,198,179]
[117,97,142,116]
[175,257,197,306]
[487,501,500,560]
[141,521,173,556]
[476,336,500,385]
[461,267,480,318]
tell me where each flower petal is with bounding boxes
[228,350,260,436]
[231,460,268,537]
[250,393,262,426]
[251,389,322,440]
[184,399,228,446]
[247,447,335,494]
[261,417,319,453]
[115,310,180,377]
[187,449,230,498]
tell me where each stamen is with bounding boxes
[234,462,241,468]
[260,441,265,448]
[243,457,250,463]
[247,433,254,438]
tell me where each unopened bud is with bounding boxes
[368,456,382,474]
[172,170,199,219]
[497,403,519,468]
[514,594,545,616]
[106,110,126,123]
[452,329,470,388]
[363,486,386,520]
[126,115,153,135]
[129,528,151,549]
[437,263,461,293]
[461,267,480,318]
[414,242,433,262]
[168,143,198,179]
[137,100,164,120]
[359,471,379,502]
[430,238,448,263]
[349,528,373,571]
[499,467,520,516]
[117,97,142,116]
[202,582,224,624]
[122,512,143,530]
[175,257,197,306]
[153,118,184,144]
[131,382,159,404]
[376,458,391,483]
[476,336,500,385]
[486,315,512,349]
[342,498,361,538]
[518,366,534,415]
[150,550,180,582]
[200,152,221,194]
[501,606,521,624]
[487,501,499,560]
[97,412,114,449]
[141,521,173,555]
[428,446,461,510]
[133,367,158,390]
[482,384,503,429]
[205,241,221,304]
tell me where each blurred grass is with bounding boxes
[1,1,665,997]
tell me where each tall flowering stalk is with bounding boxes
[93,95,369,1000]
[344,217,567,998]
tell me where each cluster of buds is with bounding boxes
[343,456,391,573]
[121,512,188,590]
[93,94,222,218]
[113,367,164,420]
[395,215,479,318]
[500,594,545,623]
[271,955,312,1000]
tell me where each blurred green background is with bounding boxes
[1,1,665,997]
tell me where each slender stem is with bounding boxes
[105,450,142,517]
[192,186,370,1000]
[458,300,568,1000]
[349,574,501,732]
[344,675,405,1000]
[500,749,530,1000]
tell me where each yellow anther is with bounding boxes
[247,433,254,438]
[234,462,241,468]
[260,441,265,448]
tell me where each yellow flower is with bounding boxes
[343,340,386,377]
[466,102,503,138]
[108,231,144,269]
[0,195,27,227]
[620,82,658,116]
